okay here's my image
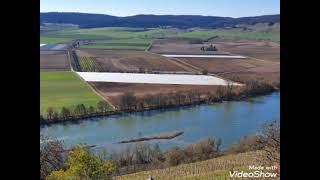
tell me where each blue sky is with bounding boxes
[40,0,280,18]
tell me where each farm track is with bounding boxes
[145,51,202,74]
[67,49,116,110]
[75,72,116,110]
[89,85,116,110]
[167,57,202,73]
[67,50,74,71]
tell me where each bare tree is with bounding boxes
[257,121,280,165]
[46,107,54,120]
[120,92,137,110]
[40,136,65,179]
[60,107,71,120]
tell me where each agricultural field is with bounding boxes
[40,27,279,47]
[41,27,181,40]
[40,36,73,44]
[40,50,71,71]
[220,65,280,85]
[209,37,280,62]
[149,38,231,55]
[40,23,79,34]
[88,82,243,108]
[78,56,104,72]
[76,49,191,73]
[176,57,279,84]
[114,151,271,180]
[149,37,280,62]
[39,26,280,115]
[80,39,153,50]
[40,71,107,115]
[175,29,280,42]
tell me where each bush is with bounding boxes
[257,121,280,165]
[165,147,186,166]
[237,135,260,153]
[202,69,208,75]
[97,101,110,113]
[47,146,116,180]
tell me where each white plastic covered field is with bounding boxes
[77,72,242,86]
[162,54,246,58]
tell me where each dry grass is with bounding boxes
[113,151,278,180]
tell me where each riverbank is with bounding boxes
[40,84,279,126]
[41,92,279,150]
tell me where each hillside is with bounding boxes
[114,151,278,180]
[40,12,279,29]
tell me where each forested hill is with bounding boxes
[40,12,280,29]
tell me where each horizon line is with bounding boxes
[40,11,280,19]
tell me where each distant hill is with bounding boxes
[40,12,279,29]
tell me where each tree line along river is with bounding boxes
[41,92,280,152]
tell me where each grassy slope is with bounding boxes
[114,151,266,180]
[40,71,106,115]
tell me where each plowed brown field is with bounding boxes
[40,50,70,71]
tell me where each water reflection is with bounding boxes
[41,93,280,150]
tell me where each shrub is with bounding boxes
[202,69,208,75]
[165,147,186,166]
[47,146,116,180]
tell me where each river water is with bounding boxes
[41,92,280,151]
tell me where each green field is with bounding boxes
[40,71,107,115]
[175,30,280,42]
[40,36,73,44]
[40,27,280,46]
[42,27,179,39]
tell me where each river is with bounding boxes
[41,92,280,151]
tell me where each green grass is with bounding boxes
[40,71,106,115]
[41,27,179,41]
[40,27,280,46]
[40,36,73,44]
[176,30,280,42]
